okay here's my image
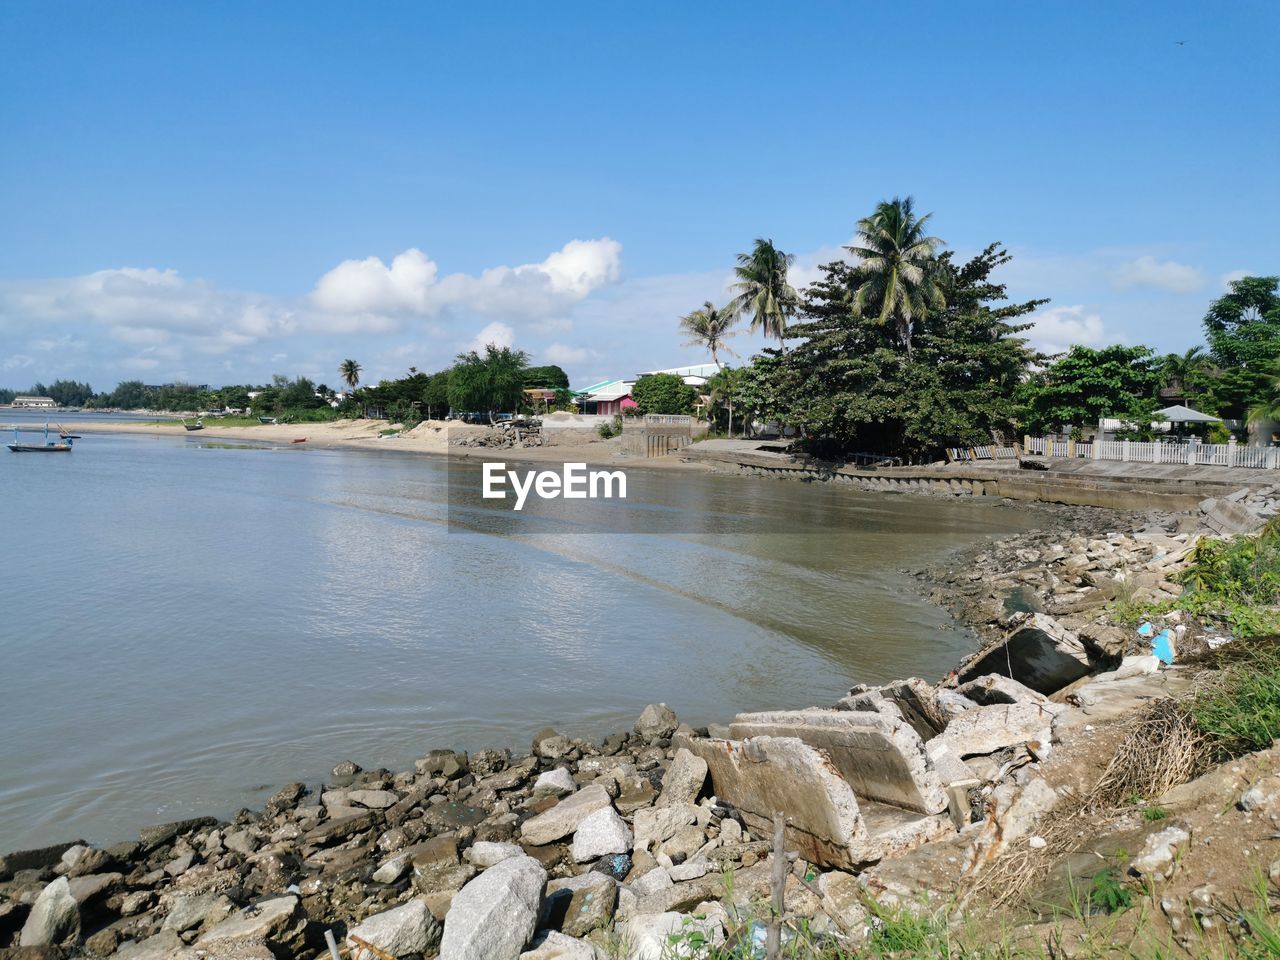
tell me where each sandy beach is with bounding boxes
[55,417,713,472]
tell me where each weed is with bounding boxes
[1142,805,1169,822]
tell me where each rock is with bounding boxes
[533,768,576,798]
[417,749,469,779]
[114,931,187,960]
[520,785,612,846]
[532,727,573,760]
[439,855,547,960]
[520,930,596,960]
[467,841,524,868]
[656,826,705,863]
[657,749,708,807]
[19,878,80,947]
[676,734,876,869]
[138,817,218,852]
[956,674,1066,716]
[629,867,673,898]
[1130,824,1192,882]
[304,809,376,846]
[633,804,699,852]
[160,892,234,933]
[197,895,303,947]
[635,704,679,741]
[0,840,86,881]
[570,807,633,863]
[957,613,1094,695]
[1239,775,1280,817]
[347,789,400,809]
[347,898,441,960]
[729,708,947,814]
[668,860,709,882]
[932,702,1055,758]
[838,678,949,739]
[222,829,257,856]
[543,871,617,937]
[964,778,1059,869]
[619,912,721,960]
[332,759,362,777]
[372,858,409,884]
[84,926,121,956]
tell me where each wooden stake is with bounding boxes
[766,811,786,960]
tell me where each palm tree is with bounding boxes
[706,366,745,437]
[846,196,945,354]
[339,359,361,392]
[679,302,739,369]
[725,239,798,348]
[1159,347,1211,399]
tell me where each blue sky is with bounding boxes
[2,1,1277,391]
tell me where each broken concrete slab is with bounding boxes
[932,702,1054,758]
[957,613,1093,695]
[956,674,1066,717]
[728,709,947,815]
[674,734,877,869]
[1201,497,1265,537]
[836,678,948,739]
[963,778,1059,872]
[520,785,612,846]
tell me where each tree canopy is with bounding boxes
[631,373,697,416]
[1203,276,1280,368]
[447,345,530,415]
[522,365,570,390]
[1020,345,1161,433]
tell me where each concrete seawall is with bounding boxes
[681,442,1258,512]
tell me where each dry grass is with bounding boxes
[1087,696,1214,810]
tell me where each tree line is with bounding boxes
[675,196,1280,459]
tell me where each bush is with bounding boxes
[631,373,696,416]
[597,415,623,439]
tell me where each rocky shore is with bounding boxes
[5,485,1280,960]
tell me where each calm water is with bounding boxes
[0,433,1043,849]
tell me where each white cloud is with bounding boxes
[309,238,622,320]
[1025,305,1115,356]
[3,354,35,371]
[1220,269,1250,291]
[1111,256,1205,294]
[467,321,515,352]
[544,343,590,365]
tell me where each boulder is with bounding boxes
[347,898,441,959]
[197,895,303,948]
[521,785,612,846]
[466,841,524,868]
[657,749,708,807]
[19,877,80,947]
[837,678,949,739]
[532,727,573,760]
[675,734,876,869]
[932,702,1055,758]
[138,817,218,852]
[520,930,597,960]
[729,708,947,814]
[956,674,1066,717]
[160,892,234,933]
[963,778,1059,870]
[619,912,722,960]
[543,871,617,937]
[347,789,400,809]
[635,704,679,741]
[439,855,547,960]
[533,768,576,798]
[957,613,1093,695]
[632,803,699,852]
[571,807,632,863]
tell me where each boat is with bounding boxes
[8,424,74,452]
[184,418,204,431]
[291,437,307,444]
[258,416,278,424]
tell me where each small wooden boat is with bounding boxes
[258,416,278,424]
[291,437,307,444]
[8,425,73,452]
[184,419,204,431]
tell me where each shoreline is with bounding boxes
[6,454,1276,958]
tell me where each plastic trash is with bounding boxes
[1137,622,1155,638]
[1152,629,1176,665]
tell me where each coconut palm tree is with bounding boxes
[1159,347,1212,400]
[724,239,798,348]
[679,302,739,369]
[339,359,361,391]
[846,196,945,354]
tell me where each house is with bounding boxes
[12,395,57,408]
[576,380,636,416]
[635,363,720,387]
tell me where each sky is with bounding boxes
[1,1,1278,392]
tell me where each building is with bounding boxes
[574,363,720,416]
[11,396,57,408]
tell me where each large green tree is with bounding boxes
[1203,276,1280,368]
[630,373,697,416]
[679,301,738,369]
[1021,345,1161,433]
[759,244,1040,458]
[846,196,945,354]
[522,365,570,390]
[339,359,361,391]
[447,345,529,417]
[725,239,798,347]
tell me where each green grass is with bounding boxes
[1192,643,1280,756]
[1141,805,1169,822]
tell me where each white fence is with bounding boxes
[1024,436,1280,469]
